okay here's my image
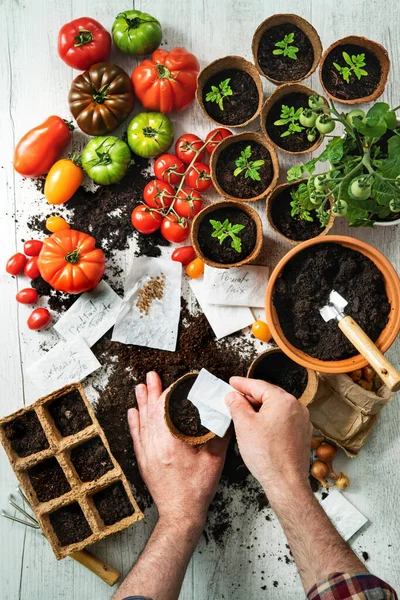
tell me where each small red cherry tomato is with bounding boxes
[171,246,196,265]
[161,214,190,243]
[185,162,212,192]
[23,240,44,257]
[143,179,175,209]
[131,205,163,234]
[205,128,232,154]
[185,257,205,279]
[175,134,205,164]
[6,253,27,276]
[27,308,51,330]
[24,256,40,280]
[174,187,203,218]
[16,288,39,304]
[154,154,185,185]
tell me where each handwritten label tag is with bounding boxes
[202,264,269,307]
[321,489,368,541]
[187,369,234,437]
[54,281,122,347]
[26,336,101,395]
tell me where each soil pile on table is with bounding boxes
[250,351,308,398]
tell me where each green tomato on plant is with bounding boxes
[127,112,174,158]
[307,129,317,143]
[332,199,348,217]
[308,94,324,111]
[315,114,335,135]
[349,176,372,200]
[299,109,318,128]
[389,198,400,213]
[346,109,366,127]
[314,174,330,192]
[82,136,131,185]
[309,191,324,206]
[112,10,162,56]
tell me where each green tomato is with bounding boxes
[310,191,324,206]
[315,114,335,134]
[349,176,372,200]
[332,200,348,217]
[314,174,329,191]
[307,129,317,143]
[82,136,131,185]
[346,109,366,127]
[299,109,318,128]
[308,94,324,111]
[127,112,174,158]
[389,198,400,212]
[112,10,162,56]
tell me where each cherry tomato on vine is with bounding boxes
[6,253,27,276]
[154,154,185,185]
[161,214,190,243]
[171,246,196,265]
[185,258,204,279]
[175,134,204,164]
[131,205,163,234]
[16,288,39,305]
[251,320,271,342]
[143,179,175,209]
[205,128,232,154]
[174,188,203,219]
[24,256,40,280]
[315,114,335,135]
[185,162,212,192]
[24,240,43,257]
[46,216,70,233]
[27,308,51,331]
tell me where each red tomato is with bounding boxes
[161,214,190,243]
[143,179,175,209]
[171,246,196,265]
[175,188,203,218]
[131,205,162,234]
[206,128,232,154]
[24,256,40,280]
[27,308,51,331]
[24,240,43,257]
[175,134,204,164]
[185,162,212,192]
[58,17,111,70]
[154,154,185,185]
[16,288,39,304]
[6,253,27,276]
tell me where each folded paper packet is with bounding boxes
[321,489,368,541]
[187,369,234,437]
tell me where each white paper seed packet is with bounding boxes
[321,489,368,541]
[27,336,101,394]
[112,257,181,352]
[188,368,236,437]
[202,264,269,307]
[54,281,122,347]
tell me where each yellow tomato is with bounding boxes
[185,257,205,279]
[251,320,271,342]
[46,215,71,233]
[45,158,83,205]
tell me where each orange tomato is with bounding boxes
[185,257,204,279]
[45,158,83,204]
[46,216,70,233]
[251,320,272,342]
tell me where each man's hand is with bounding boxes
[226,377,312,501]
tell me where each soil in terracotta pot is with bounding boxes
[271,186,326,241]
[202,68,259,125]
[266,92,319,152]
[216,140,273,198]
[169,376,209,437]
[48,390,92,437]
[273,243,390,361]
[3,411,49,457]
[93,482,134,526]
[257,23,314,82]
[70,437,114,482]
[50,502,92,546]
[198,206,257,264]
[28,457,71,502]
[251,351,307,398]
[321,44,381,101]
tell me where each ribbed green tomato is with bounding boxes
[82,136,131,185]
[112,10,162,56]
[127,112,174,158]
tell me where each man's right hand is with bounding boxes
[226,377,312,501]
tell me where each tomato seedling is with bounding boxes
[273,32,298,60]
[205,78,233,111]
[234,146,264,181]
[333,52,368,84]
[210,219,244,253]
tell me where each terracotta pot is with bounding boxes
[266,180,335,245]
[192,199,263,269]
[265,235,400,373]
[210,132,279,202]
[319,36,390,104]
[247,347,318,406]
[260,83,327,155]
[196,55,263,128]
[252,14,322,85]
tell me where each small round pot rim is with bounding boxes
[246,347,318,406]
[260,83,327,155]
[164,372,215,446]
[210,131,279,202]
[266,180,335,246]
[191,199,263,269]
[196,55,264,128]
[252,13,323,85]
[319,35,390,105]
[265,235,400,373]
[374,217,400,227]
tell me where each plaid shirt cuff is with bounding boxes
[307,572,398,599]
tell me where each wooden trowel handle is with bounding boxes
[70,550,120,586]
[338,315,400,392]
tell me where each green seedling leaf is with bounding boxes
[205,78,233,111]
[210,219,245,253]
[273,32,298,60]
[274,104,304,137]
[333,52,368,84]
[234,145,264,181]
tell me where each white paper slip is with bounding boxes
[202,264,269,307]
[54,281,122,347]
[321,489,368,541]
[188,368,235,437]
[112,257,181,352]
[27,336,101,395]
[189,277,254,339]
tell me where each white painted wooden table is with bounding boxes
[1,0,399,598]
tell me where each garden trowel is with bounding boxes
[319,290,400,392]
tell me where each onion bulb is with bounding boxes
[316,442,337,476]
[335,472,350,490]
[358,379,373,391]
[311,460,331,488]
[311,436,324,450]
[362,366,375,382]
[349,369,362,382]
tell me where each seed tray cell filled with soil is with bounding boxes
[2,410,49,458]
[48,389,92,437]
[49,502,92,547]
[168,376,209,438]
[27,457,71,503]
[250,351,308,398]
[202,68,259,126]
[93,482,134,526]
[265,92,319,152]
[70,437,114,483]
[269,185,327,242]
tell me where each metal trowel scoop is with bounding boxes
[320,290,400,392]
